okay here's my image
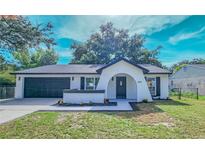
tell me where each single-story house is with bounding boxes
[170,64,205,95]
[12,58,171,103]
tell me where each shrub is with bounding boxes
[88,101,94,104]
[104,98,109,104]
[142,99,148,103]
[57,99,64,104]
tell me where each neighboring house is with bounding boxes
[170,64,205,95]
[12,58,171,103]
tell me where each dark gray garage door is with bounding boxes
[24,77,70,98]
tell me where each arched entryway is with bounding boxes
[107,73,137,100]
[96,59,153,102]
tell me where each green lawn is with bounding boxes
[0,97,205,139]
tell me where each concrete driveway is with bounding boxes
[0,98,58,124]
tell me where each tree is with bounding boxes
[0,16,55,54]
[0,55,5,65]
[71,22,162,67]
[0,55,17,85]
[170,58,205,73]
[37,49,59,66]
[0,55,5,70]
[13,48,58,69]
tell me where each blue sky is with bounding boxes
[28,15,205,67]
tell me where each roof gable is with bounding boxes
[96,58,149,73]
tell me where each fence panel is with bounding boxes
[170,88,199,100]
[0,86,15,99]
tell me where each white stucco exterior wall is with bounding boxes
[14,61,169,101]
[97,60,152,102]
[160,74,169,99]
[107,77,116,99]
[15,75,24,99]
[14,74,100,99]
[63,92,105,104]
[127,75,138,99]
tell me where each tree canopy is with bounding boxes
[0,16,55,54]
[0,16,58,85]
[71,22,162,67]
[13,48,59,69]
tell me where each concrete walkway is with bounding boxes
[41,100,133,112]
[0,98,133,124]
[0,109,37,124]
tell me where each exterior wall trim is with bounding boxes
[11,73,100,75]
[64,89,105,93]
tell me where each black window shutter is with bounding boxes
[80,77,85,90]
[156,77,160,96]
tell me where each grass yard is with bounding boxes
[0,96,205,139]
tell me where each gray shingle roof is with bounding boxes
[12,59,171,74]
[138,64,171,74]
[13,64,105,74]
[171,64,205,79]
[189,64,205,70]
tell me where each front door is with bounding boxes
[116,77,126,99]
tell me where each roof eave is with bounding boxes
[144,72,172,75]
[11,72,100,75]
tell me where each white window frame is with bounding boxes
[85,77,100,90]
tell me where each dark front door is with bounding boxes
[24,77,70,98]
[116,77,126,99]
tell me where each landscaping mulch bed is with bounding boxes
[129,102,140,111]
[54,102,117,107]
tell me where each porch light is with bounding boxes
[18,77,21,81]
[72,77,74,81]
[112,77,114,81]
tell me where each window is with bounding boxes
[183,66,187,72]
[146,77,156,96]
[171,80,173,86]
[86,78,95,90]
[85,77,100,90]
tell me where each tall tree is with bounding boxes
[13,49,58,69]
[71,22,162,67]
[0,16,55,54]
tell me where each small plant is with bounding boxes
[104,98,109,104]
[88,101,94,105]
[142,99,148,103]
[57,99,64,105]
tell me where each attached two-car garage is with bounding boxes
[24,77,70,98]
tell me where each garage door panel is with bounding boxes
[24,77,70,98]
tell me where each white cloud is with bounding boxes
[161,49,205,66]
[57,49,74,58]
[58,15,188,41]
[169,26,205,45]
